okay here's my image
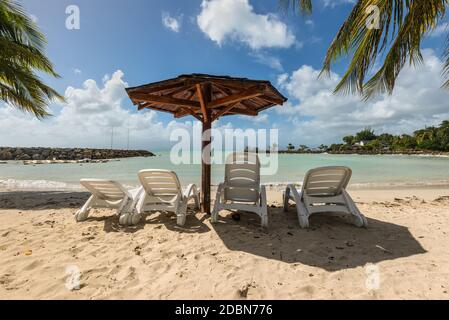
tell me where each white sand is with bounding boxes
[1,187,449,300]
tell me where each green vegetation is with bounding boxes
[329,121,449,153]
[286,143,296,151]
[281,121,449,154]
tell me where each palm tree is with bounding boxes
[281,0,449,98]
[0,0,63,118]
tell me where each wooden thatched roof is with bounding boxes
[126,74,287,122]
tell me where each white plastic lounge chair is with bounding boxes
[134,170,200,226]
[283,166,368,228]
[212,153,268,228]
[75,179,142,224]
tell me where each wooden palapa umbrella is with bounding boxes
[126,74,287,214]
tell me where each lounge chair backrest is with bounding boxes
[301,166,352,197]
[138,170,182,203]
[224,152,260,202]
[80,179,127,200]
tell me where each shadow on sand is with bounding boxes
[0,190,89,210]
[0,190,210,234]
[142,209,211,234]
[83,207,210,234]
[212,207,427,271]
[1,191,426,270]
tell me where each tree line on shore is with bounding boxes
[284,121,449,154]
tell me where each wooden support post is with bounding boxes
[200,83,212,214]
[201,119,212,214]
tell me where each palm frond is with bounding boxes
[0,0,63,118]
[0,0,46,49]
[279,0,312,15]
[321,0,448,99]
[443,34,449,88]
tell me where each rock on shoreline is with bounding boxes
[0,147,154,161]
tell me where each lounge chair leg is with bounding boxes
[211,204,219,223]
[296,202,310,229]
[193,186,200,209]
[195,193,200,210]
[119,213,130,226]
[176,202,187,226]
[342,190,368,228]
[261,210,268,228]
[211,184,224,223]
[260,186,268,228]
[297,214,310,229]
[177,214,186,226]
[75,195,96,222]
[119,211,141,226]
[115,196,130,222]
[283,188,290,212]
[135,192,146,215]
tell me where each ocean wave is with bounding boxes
[262,180,449,190]
[2,178,449,192]
[0,179,82,191]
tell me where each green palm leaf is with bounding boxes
[321,0,448,98]
[0,0,63,118]
[280,0,449,97]
[279,0,312,15]
[443,34,449,88]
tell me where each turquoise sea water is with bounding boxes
[1,152,449,190]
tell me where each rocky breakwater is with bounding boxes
[0,147,154,161]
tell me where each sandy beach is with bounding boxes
[1,186,448,300]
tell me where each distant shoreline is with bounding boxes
[277,150,449,157]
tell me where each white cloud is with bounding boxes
[0,71,196,150]
[239,113,269,124]
[73,68,82,75]
[197,0,295,50]
[0,70,273,151]
[429,22,448,37]
[250,52,283,71]
[162,12,181,33]
[277,49,449,146]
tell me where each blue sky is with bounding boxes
[1,0,448,151]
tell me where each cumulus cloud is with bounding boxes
[277,49,449,146]
[197,0,295,50]
[0,71,249,150]
[0,71,196,150]
[162,12,181,33]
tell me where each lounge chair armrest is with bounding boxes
[216,182,225,192]
[128,186,144,199]
[285,184,302,204]
[183,184,199,200]
[341,189,361,214]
